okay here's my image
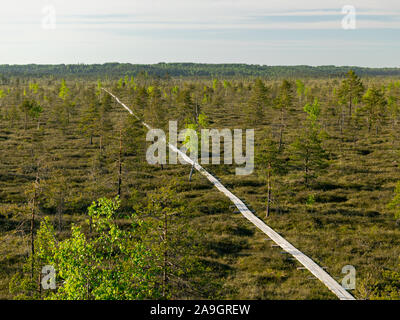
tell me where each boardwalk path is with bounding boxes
[103,88,355,300]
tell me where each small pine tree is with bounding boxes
[338,70,365,118]
[247,79,269,125]
[362,86,387,134]
[290,98,328,186]
[274,79,294,149]
[79,95,100,145]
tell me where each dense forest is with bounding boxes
[1,63,400,80]
[1,70,400,300]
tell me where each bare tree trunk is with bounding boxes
[349,96,352,117]
[279,108,284,150]
[341,110,345,134]
[30,197,35,280]
[30,174,39,280]
[189,163,195,182]
[162,212,168,299]
[266,163,271,218]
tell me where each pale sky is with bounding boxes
[1,0,400,67]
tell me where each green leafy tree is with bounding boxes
[96,80,102,98]
[296,79,305,104]
[304,98,321,126]
[10,198,162,300]
[223,80,231,96]
[290,99,328,186]
[58,79,70,100]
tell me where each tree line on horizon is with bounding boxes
[1,63,400,80]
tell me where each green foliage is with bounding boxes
[117,78,124,89]
[306,194,316,205]
[11,198,161,300]
[29,82,39,94]
[296,80,305,99]
[360,262,400,300]
[58,79,70,101]
[183,112,209,157]
[96,80,102,97]
[304,98,321,125]
[212,79,219,90]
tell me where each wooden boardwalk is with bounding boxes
[104,89,356,300]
